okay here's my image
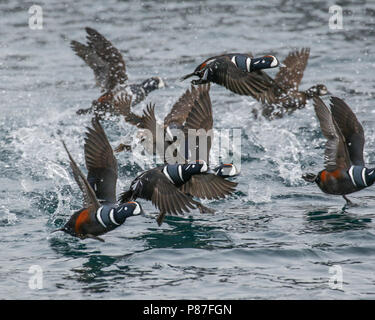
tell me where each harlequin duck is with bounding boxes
[53,118,143,241]
[114,84,214,164]
[302,96,375,204]
[180,53,280,98]
[250,48,329,120]
[119,159,237,225]
[71,27,165,116]
[213,164,239,178]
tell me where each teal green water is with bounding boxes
[1,0,375,299]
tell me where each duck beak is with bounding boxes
[180,72,196,81]
[279,62,286,68]
[302,173,317,183]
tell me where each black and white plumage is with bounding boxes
[120,160,237,226]
[71,27,165,116]
[53,118,143,242]
[302,96,375,204]
[114,84,239,225]
[212,164,239,178]
[181,53,280,99]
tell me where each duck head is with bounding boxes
[307,84,330,97]
[250,55,280,71]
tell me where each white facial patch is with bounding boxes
[231,56,237,66]
[246,57,251,72]
[200,160,208,172]
[270,56,278,67]
[229,165,238,176]
[133,202,142,215]
[156,77,165,88]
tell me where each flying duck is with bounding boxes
[113,84,240,177]
[114,84,214,164]
[250,48,329,120]
[302,96,375,204]
[53,118,143,242]
[180,53,280,98]
[119,159,238,226]
[113,86,238,225]
[71,27,165,116]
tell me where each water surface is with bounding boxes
[1,0,375,299]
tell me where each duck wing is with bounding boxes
[62,141,100,210]
[180,173,237,200]
[329,96,365,166]
[313,96,351,171]
[210,56,276,102]
[71,27,127,91]
[84,117,118,203]
[163,85,205,127]
[274,48,310,91]
[182,84,213,163]
[114,93,164,157]
[120,168,197,225]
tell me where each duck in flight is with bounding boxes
[180,53,281,99]
[302,96,375,205]
[71,27,165,116]
[250,48,329,120]
[112,87,238,225]
[53,118,143,242]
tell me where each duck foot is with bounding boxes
[156,211,166,226]
[192,201,215,214]
[343,195,358,207]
